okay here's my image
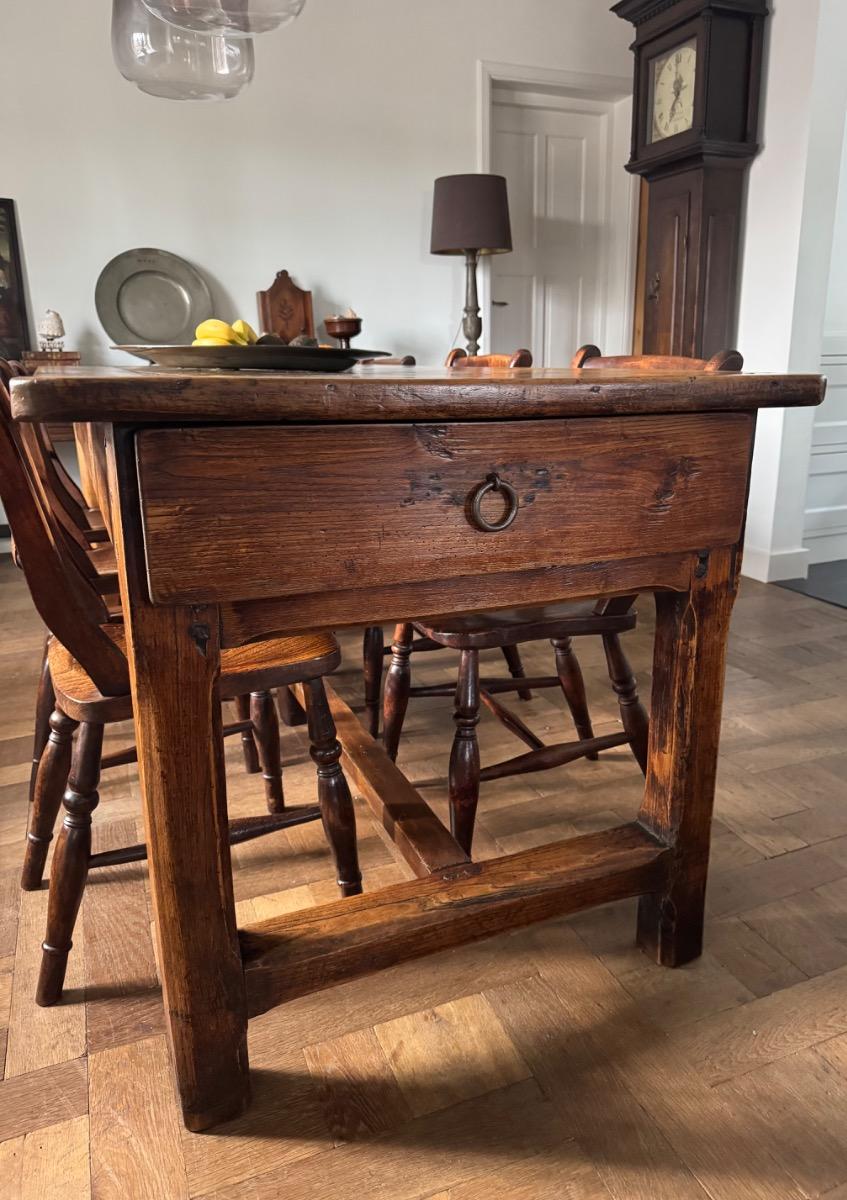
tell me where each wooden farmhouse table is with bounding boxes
[11,364,825,1131]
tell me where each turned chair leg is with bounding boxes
[449,648,481,856]
[603,632,649,775]
[250,691,285,813]
[22,708,78,891]
[362,625,385,738]
[235,694,260,774]
[36,720,104,1006]
[382,622,414,762]
[501,644,532,702]
[30,635,56,806]
[552,636,598,761]
[303,678,362,897]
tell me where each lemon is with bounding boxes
[193,337,235,347]
[232,319,258,345]
[195,318,244,344]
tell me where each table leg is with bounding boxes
[636,546,738,968]
[123,600,249,1130]
[108,431,249,1129]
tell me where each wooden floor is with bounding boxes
[1,559,847,1198]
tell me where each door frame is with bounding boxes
[477,60,638,358]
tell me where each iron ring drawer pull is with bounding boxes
[469,473,519,533]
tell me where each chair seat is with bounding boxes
[48,626,341,722]
[414,600,637,650]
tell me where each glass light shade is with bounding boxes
[141,0,305,37]
[112,0,254,100]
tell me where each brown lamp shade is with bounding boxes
[430,174,513,256]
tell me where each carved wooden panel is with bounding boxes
[256,270,315,341]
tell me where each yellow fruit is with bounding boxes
[232,319,258,345]
[195,318,244,344]
[193,337,235,347]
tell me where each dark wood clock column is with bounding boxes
[612,0,768,358]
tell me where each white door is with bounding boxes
[490,93,624,366]
[804,354,847,563]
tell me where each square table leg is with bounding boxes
[123,600,250,1130]
[108,435,249,1132]
[636,545,739,967]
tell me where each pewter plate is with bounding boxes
[113,344,389,372]
[95,248,213,345]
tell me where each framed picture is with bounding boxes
[0,199,31,359]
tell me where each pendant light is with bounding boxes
[112,0,254,101]
[140,0,305,37]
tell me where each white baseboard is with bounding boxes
[806,530,847,564]
[741,544,811,582]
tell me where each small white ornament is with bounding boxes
[37,309,66,352]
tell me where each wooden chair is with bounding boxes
[257,270,315,342]
[572,345,744,372]
[0,364,117,595]
[0,361,278,815]
[382,602,646,854]
[1,362,107,804]
[377,347,745,855]
[0,371,362,1007]
[35,423,108,542]
[3,363,107,543]
[446,348,532,369]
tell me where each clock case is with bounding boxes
[612,0,768,359]
[615,0,767,177]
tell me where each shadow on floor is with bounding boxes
[776,560,847,609]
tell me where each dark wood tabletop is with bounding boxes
[10,364,826,424]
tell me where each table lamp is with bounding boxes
[430,174,513,356]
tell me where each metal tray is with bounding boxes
[113,344,389,372]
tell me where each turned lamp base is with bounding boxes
[462,249,483,357]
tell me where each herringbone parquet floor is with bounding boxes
[1,558,846,1198]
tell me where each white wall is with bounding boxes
[805,118,847,563]
[824,120,847,354]
[737,0,847,581]
[0,0,631,369]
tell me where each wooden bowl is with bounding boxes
[324,316,362,344]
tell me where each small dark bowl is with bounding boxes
[324,316,363,341]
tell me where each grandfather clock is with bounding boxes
[612,0,768,357]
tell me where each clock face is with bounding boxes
[650,39,697,143]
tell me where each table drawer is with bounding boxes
[135,414,754,605]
